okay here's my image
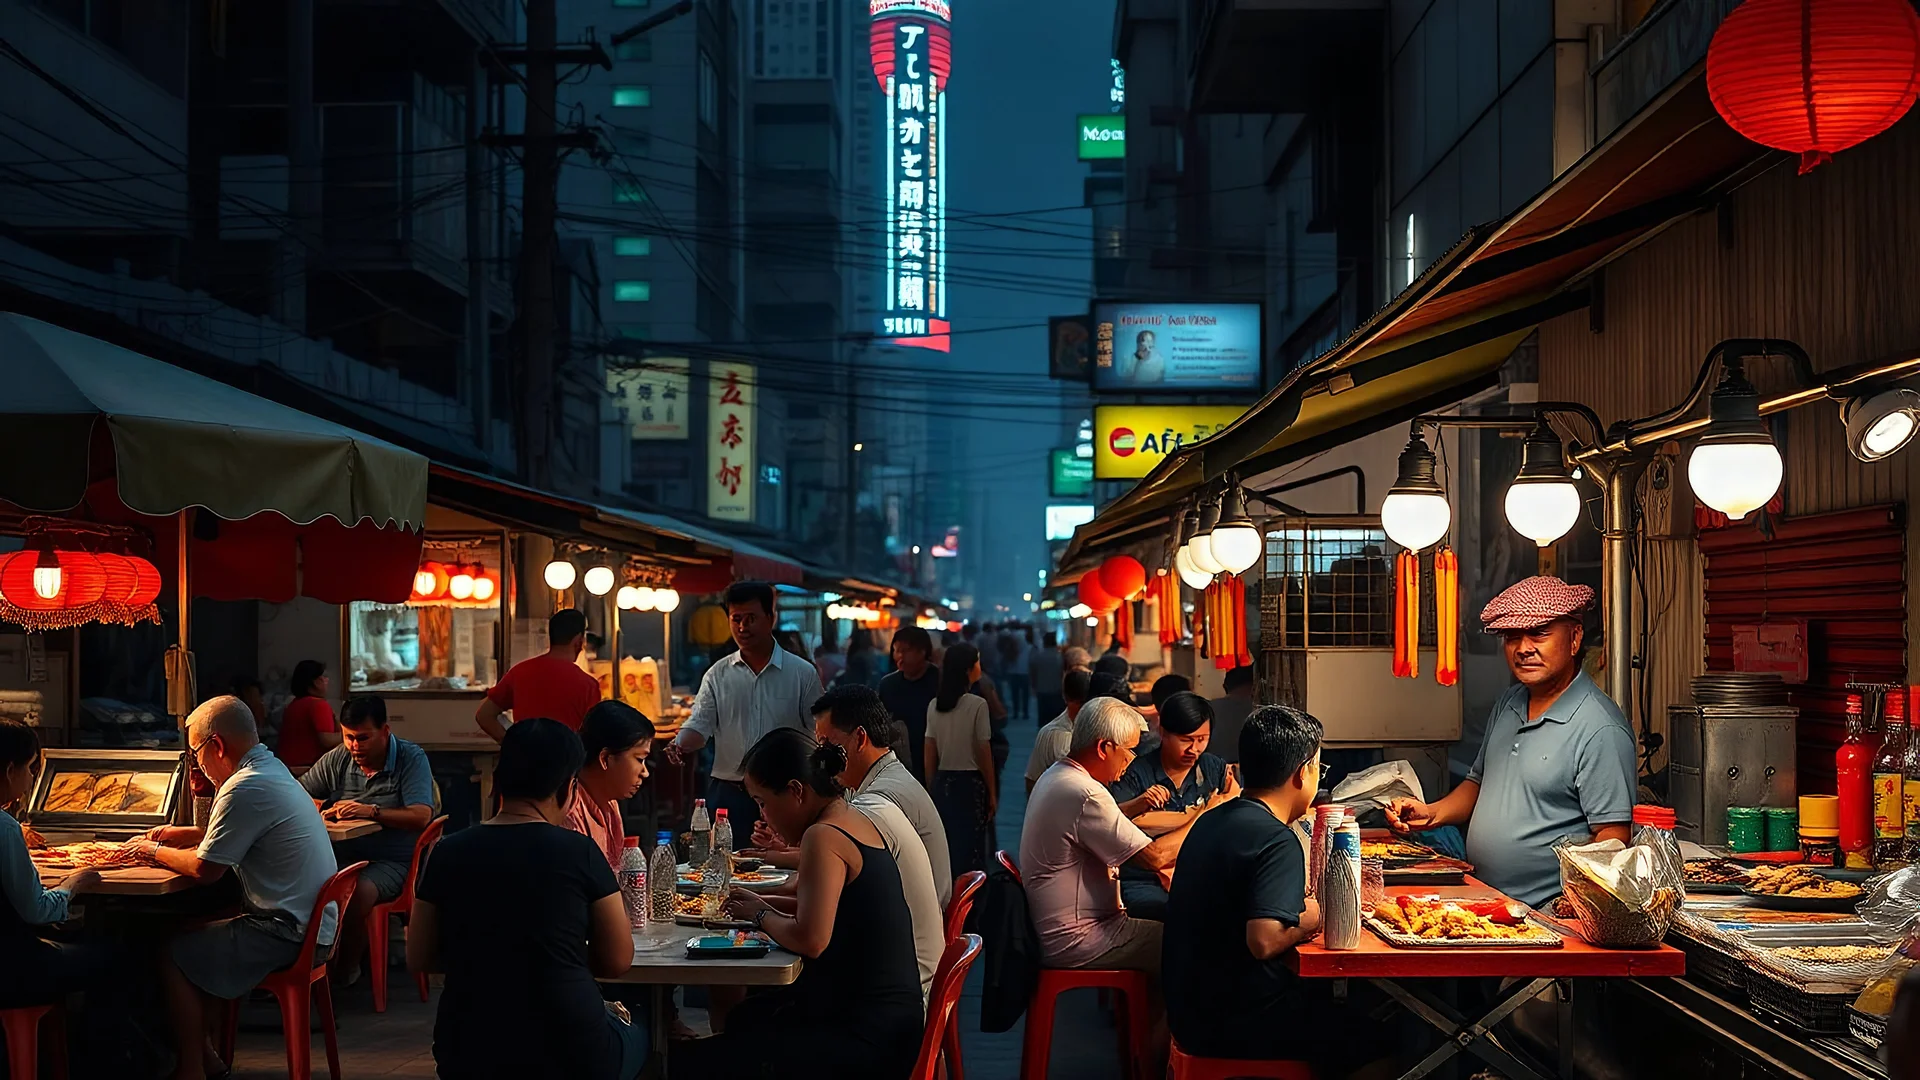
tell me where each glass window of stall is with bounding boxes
[347,538,503,693]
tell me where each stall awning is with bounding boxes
[595,509,806,588]
[1061,61,1773,574]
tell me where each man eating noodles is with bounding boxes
[1384,576,1636,907]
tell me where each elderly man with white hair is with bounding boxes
[1018,696,1194,978]
[134,696,337,1080]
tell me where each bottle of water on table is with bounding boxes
[689,798,711,867]
[617,837,648,928]
[713,808,733,856]
[647,830,677,922]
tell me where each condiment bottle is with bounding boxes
[1905,691,1920,862]
[1798,794,1841,868]
[1874,690,1910,867]
[1837,693,1876,869]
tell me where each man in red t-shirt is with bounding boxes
[475,609,603,738]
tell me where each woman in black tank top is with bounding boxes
[670,729,924,1080]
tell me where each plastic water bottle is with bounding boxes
[647,830,677,923]
[617,837,648,928]
[700,834,732,915]
[1324,822,1363,950]
[689,798,711,867]
[713,808,733,856]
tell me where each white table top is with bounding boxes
[602,924,804,986]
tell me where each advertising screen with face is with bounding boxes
[1090,302,1262,393]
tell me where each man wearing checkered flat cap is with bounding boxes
[1384,576,1636,906]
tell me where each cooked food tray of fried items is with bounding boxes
[1684,859,1751,886]
[1360,840,1439,862]
[1743,866,1863,899]
[28,841,142,871]
[1770,945,1890,965]
[1367,895,1563,947]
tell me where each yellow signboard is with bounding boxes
[1092,404,1245,479]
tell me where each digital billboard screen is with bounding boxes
[1091,302,1262,393]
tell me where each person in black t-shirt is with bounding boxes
[1162,705,1392,1077]
[408,719,646,1080]
[878,626,941,779]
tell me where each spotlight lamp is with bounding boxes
[1208,478,1263,576]
[1842,387,1920,462]
[1687,358,1782,521]
[1504,423,1582,547]
[1381,428,1451,551]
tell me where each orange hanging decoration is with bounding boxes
[1435,547,1459,687]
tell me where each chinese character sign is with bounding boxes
[871,1,950,351]
[706,360,756,522]
[607,356,690,440]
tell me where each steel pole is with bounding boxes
[1601,460,1644,710]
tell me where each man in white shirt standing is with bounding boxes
[667,581,822,844]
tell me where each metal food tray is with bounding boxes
[1364,915,1564,949]
[1747,966,1859,1035]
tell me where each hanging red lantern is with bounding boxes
[94,552,141,606]
[1097,555,1147,602]
[0,547,106,612]
[1707,0,1920,174]
[1077,571,1119,614]
[126,555,163,608]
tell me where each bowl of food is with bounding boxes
[1740,865,1867,911]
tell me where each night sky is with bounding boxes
[943,0,1112,610]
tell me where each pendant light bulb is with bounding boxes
[1187,492,1226,575]
[582,565,616,596]
[1503,423,1582,547]
[1382,427,1451,550]
[1688,358,1782,521]
[471,572,497,603]
[1175,545,1214,590]
[543,559,577,591]
[616,586,640,610]
[634,586,657,611]
[448,568,476,601]
[653,588,681,613]
[1208,480,1263,576]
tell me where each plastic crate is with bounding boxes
[1671,933,1749,999]
[1848,1007,1888,1049]
[1747,969,1858,1035]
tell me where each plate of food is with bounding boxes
[1740,865,1867,911]
[1366,895,1564,948]
[1359,839,1439,866]
[684,931,773,959]
[672,894,756,929]
[676,867,790,893]
[1684,858,1752,894]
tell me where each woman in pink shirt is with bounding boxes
[567,700,653,870]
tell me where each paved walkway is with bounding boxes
[226,709,1116,1079]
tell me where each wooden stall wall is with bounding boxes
[1538,112,1920,776]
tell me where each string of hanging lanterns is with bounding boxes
[0,521,163,631]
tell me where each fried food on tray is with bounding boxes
[1372,895,1552,942]
[1745,865,1863,899]
[86,773,133,812]
[42,773,95,813]
[1772,945,1890,964]
[29,841,140,870]
[1360,840,1434,861]
[1684,859,1750,885]
[679,868,772,884]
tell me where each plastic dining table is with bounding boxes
[1288,880,1685,1080]
[601,923,805,1073]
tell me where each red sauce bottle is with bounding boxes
[1837,692,1876,869]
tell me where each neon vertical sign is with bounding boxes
[870,0,951,351]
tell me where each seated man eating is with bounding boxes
[1163,704,1392,1078]
[1108,690,1237,920]
[301,695,436,985]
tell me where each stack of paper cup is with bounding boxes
[1323,820,1363,950]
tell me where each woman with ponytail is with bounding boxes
[925,642,994,876]
[671,727,923,1080]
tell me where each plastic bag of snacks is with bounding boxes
[1858,865,1920,943]
[1554,825,1685,947]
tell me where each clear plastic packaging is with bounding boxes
[1554,824,1685,947]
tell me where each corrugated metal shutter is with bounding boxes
[1699,505,1906,794]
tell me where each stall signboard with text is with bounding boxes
[706,361,755,522]
[607,357,690,440]
[1091,302,1262,393]
[1050,447,1093,497]
[1093,404,1243,480]
[871,0,952,350]
[1078,114,1125,160]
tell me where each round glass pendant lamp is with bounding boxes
[1504,423,1582,547]
[1381,428,1451,551]
[1688,362,1782,521]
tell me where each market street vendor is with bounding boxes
[1384,576,1636,907]
[301,695,435,986]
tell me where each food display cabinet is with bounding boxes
[26,748,186,841]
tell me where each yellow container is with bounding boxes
[1799,794,1839,833]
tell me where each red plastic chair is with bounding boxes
[220,861,367,1080]
[944,869,986,945]
[366,815,448,1012]
[994,848,1020,884]
[0,1004,65,1080]
[910,934,983,1080]
[1168,1039,1316,1080]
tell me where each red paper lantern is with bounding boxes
[1707,0,1920,174]
[1077,572,1119,614]
[0,549,106,612]
[126,556,164,607]
[94,552,140,603]
[1097,555,1147,602]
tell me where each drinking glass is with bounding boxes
[1361,856,1385,915]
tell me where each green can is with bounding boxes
[1764,807,1799,852]
[1727,807,1766,853]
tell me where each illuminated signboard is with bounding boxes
[1091,301,1263,393]
[1078,114,1125,160]
[1045,504,1096,541]
[707,361,756,521]
[872,0,951,351]
[1049,447,1093,497]
[1093,404,1245,480]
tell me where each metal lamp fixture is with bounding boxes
[1687,358,1782,521]
[1503,423,1582,547]
[542,558,577,591]
[1381,428,1451,550]
[1187,490,1227,575]
[1842,387,1920,462]
[1207,478,1263,576]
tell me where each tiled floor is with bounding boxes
[225,710,1121,1079]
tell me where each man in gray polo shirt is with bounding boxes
[1385,577,1636,907]
[301,695,436,985]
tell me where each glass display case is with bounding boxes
[347,536,503,693]
[28,748,186,839]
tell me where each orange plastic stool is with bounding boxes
[0,1004,66,1080]
[1020,967,1153,1080]
[1168,1039,1316,1080]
